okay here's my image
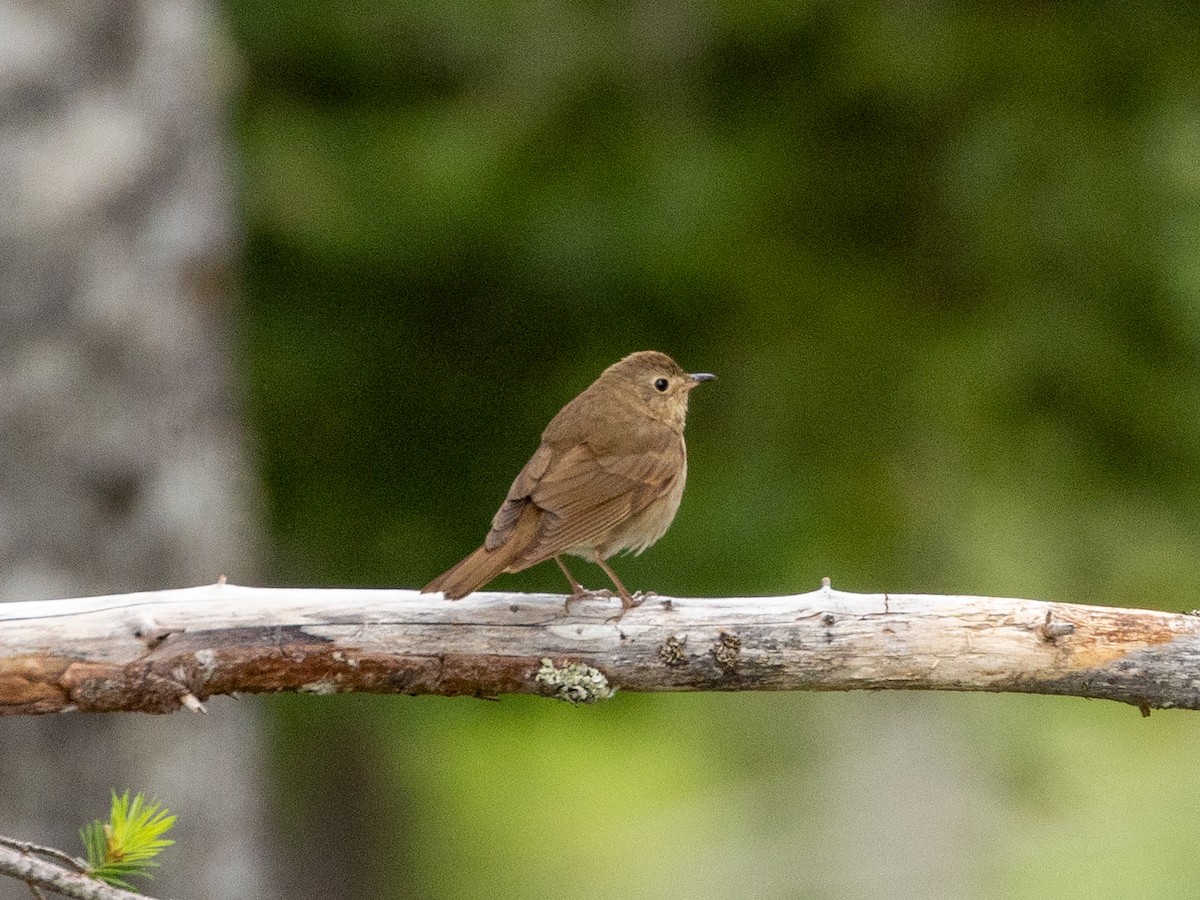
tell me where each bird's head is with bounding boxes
[600,350,715,428]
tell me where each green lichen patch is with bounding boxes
[535,658,615,704]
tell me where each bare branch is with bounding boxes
[2,581,1199,714]
[0,836,87,872]
[0,844,161,900]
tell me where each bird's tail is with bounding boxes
[422,504,540,599]
[422,544,507,599]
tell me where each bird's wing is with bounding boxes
[485,443,553,551]
[512,431,684,565]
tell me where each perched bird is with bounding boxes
[423,351,714,612]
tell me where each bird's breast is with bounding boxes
[598,455,688,558]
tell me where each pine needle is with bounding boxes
[80,791,176,889]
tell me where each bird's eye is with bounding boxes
[654,378,669,392]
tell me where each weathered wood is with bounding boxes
[2,581,1199,714]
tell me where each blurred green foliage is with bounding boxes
[226,3,1200,897]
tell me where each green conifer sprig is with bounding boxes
[80,791,176,889]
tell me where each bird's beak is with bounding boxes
[686,372,716,389]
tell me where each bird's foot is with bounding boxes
[571,585,615,601]
[563,585,615,614]
[602,590,655,623]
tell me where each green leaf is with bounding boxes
[80,791,176,888]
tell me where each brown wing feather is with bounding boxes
[485,443,552,551]
[512,432,684,567]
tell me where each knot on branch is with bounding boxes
[1036,610,1076,642]
[535,659,615,704]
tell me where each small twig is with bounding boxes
[0,836,87,872]
[1036,609,1076,641]
[178,692,206,713]
[0,842,161,900]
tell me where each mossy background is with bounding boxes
[225,4,1200,897]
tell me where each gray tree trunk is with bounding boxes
[0,3,271,898]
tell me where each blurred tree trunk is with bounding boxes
[0,3,273,898]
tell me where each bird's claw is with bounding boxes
[563,586,653,622]
[604,590,653,622]
[569,586,614,601]
[564,586,615,613]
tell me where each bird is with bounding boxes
[423,350,714,613]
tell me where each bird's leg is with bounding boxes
[554,555,585,595]
[591,553,640,611]
[556,556,614,613]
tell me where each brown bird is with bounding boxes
[423,351,714,612]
